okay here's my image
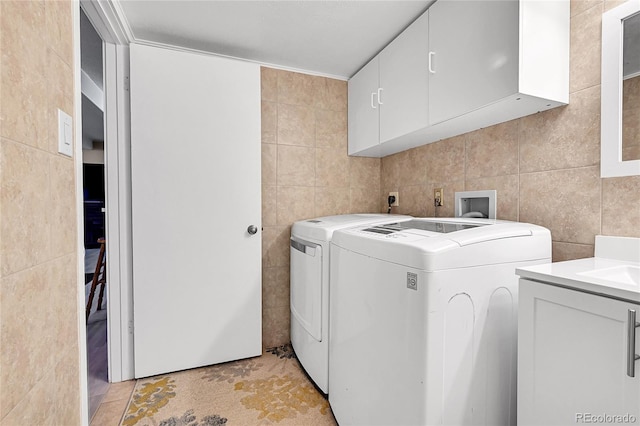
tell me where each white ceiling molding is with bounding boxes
[131,38,350,81]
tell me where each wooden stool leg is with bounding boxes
[86,276,99,322]
[86,240,106,322]
[96,258,106,311]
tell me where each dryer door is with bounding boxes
[290,237,323,341]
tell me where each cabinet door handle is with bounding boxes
[377,88,384,105]
[428,51,436,74]
[371,92,377,109]
[627,309,640,377]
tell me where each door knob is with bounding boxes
[247,225,258,235]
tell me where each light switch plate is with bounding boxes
[58,109,73,157]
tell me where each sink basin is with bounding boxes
[579,265,640,286]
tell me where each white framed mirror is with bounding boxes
[601,0,640,177]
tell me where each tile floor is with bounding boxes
[83,248,328,426]
[90,380,135,426]
[90,348,337,426]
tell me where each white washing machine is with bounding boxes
[290,214,411,394]
[328,218,551,425]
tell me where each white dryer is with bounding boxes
[290,214,411,394]
[328,218,551,425]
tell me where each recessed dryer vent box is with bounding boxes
[454,190,497,219]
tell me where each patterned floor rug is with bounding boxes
[119,344,337,426]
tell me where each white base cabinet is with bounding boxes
[348,0,569,157]
[518,279,640,426]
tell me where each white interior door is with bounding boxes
[129,44,261,378]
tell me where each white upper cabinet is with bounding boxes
[347,57,380,155]
[379,12,430,143]
[348,0,569,157]
[428,0,518,125]
[348,12,430,156]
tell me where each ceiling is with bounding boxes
[80,1,433,151]
[114,0,433,79]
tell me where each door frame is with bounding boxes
[101,42,134,382]
[77,0,135,405]
[73,4,88,423]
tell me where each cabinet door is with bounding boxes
[518,279,640,426]
[428,0,519,125]
[379,11,429,143]
[347,57,379,155]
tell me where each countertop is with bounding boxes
[517,257,640,304]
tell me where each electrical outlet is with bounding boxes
[389,192,399,207]
[434,188,443,207]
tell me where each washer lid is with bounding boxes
[373,219,486,234]
[361,219,532,246]
[291,214,411,242]
[332,218,551,270]
[447,224,532,246]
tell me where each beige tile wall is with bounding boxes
[4,0,638,419]
[381,0,640,263]
[0,1,81,424]
[260,68,380,347]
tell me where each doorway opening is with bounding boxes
[80,7,109,421]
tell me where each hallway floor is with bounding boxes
[85,247,136,425]
[87,317,108,419]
